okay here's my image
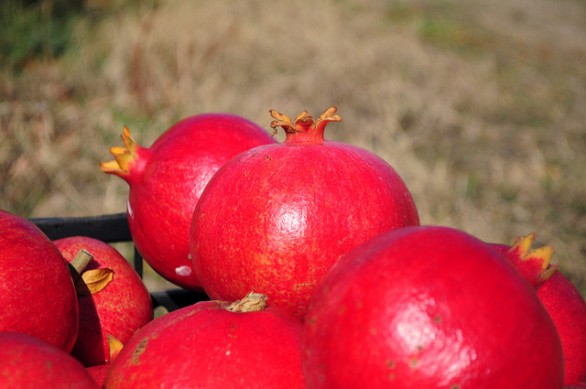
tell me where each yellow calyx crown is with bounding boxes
[99,126,139,175]
[510,232,557,280]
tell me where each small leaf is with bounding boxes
[75,268,114,295]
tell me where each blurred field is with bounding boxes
[1,0,585,294]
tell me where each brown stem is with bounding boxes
[68,249,93,282]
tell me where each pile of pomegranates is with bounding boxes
[0,106,584,387]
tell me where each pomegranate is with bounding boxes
[100,113,276,289]
[0,332,98,388]
[491,233,586,385]
[190,107,419,319]
[104,293,304,388]
[303,226,564,388]
[54,236,153,366]
[0,209,78,352]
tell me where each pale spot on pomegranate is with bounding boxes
[126,199,133,218]
[408,357,418,369]
[175,265,192,277]
[394,298,437,353]
[274,204,307,238]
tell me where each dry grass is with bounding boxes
[1,0,585,294]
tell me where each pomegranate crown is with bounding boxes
[99,126,139,175]
[269,106,342,141]
[509,232,558,281]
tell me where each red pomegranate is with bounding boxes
[54,236,153,367]
[100,114,276,289]
[104,293,304,388]
[190,107,419,319]
[0,332,98,388]
[303,226,564,388]
[491,233,586,385]
[0,209,78,352]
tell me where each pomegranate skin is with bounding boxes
[101,113,276,289]
[190,107,419,319]
[538,272,586,385]
[86,364,110,388]
[104,297,304,389]
[0,209,78,352]
[303,226,564,389]
[54,236,154,366]
[0,332,98,388]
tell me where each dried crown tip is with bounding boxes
[269,106,342,135]
[531,245,555,270]
[511,233,536,257]
[227,292,268,313]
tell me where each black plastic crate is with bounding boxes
[31,213,209,312]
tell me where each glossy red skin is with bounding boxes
[303,226,564,389]
[114,114,276,289]
[491,242,586,384]
[0,332,98,388]
[104,300,304,389]
[55,236,154,367]
[191,138,419,319]
[0,209,78,352]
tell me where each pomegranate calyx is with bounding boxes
[540,262,559,282]
[269,106,341,142]
[226,292,268,313]
[99,126,140,175]
[509,233,557,281]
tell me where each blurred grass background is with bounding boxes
[1,0,585,295]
